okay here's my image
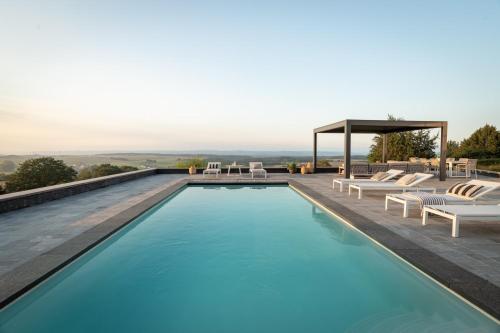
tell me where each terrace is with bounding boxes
[1,168,499,320]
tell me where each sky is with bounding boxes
[1,0,499,154]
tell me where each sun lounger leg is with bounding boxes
[422,209,428,225]
[358,188,362,199]
[385,197,389,211]
[403,202,409,218]
[452,217,460,238]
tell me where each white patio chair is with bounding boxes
[203,162,221,177]
[348,173,435,199]
[249,162,267,179]
[333,169,404,192]
[422,204,500,237]
[385,179,500,217]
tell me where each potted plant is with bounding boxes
[188,165,197,175]
[287,162,296,174]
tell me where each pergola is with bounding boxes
[313,119,448,181]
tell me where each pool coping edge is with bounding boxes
[288,180,500,322]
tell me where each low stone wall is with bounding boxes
[0,169,157,214]
[157,167,339,174]
[477,169,500,178]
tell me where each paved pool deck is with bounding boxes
[1,172,499,318]
[0,174,184,276]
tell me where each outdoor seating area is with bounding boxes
[328,170,500,237]
[203,161,268,178]
[337,158,479,179]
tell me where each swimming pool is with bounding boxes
[0,185,498,332]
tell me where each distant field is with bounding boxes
[0,153,368,173]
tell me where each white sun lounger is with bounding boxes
[348,173,435,199]
[249,162,267,179]
[422,204,500,237]
[385,179,500,217]
[203,162,221,177]
[333,169,404,192]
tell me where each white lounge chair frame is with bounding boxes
[249,162,267,179]
[203,162,221,177]
[385,179,500,217]
[422,204,500,237]
[332,169,404,192]
[348,173,435,199]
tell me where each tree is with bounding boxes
[317,159,332,167]
[447,140,461,158]
[0,160,16,173]
[456,124,500,158]
[78,164,138,180]
[367,115,438,162]
[5,157,77,192]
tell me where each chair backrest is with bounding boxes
[446,158,455,162]
[249,162,263,170]
[407,163,425,173]
[467,159,477,168]
[206,162,221,170]
[369,163,389,173]
[408,173,434,186]
[387,163,408,172]
[458,158,469,162]
[351,164,369,174]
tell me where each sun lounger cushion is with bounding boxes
[464,185,483,197]
[447,182,468,195]
[395,174,416,185]
[370,172,387,181]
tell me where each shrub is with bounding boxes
[78,164,138,180]
[176,158,205,169]
[317,160,332,167]
[5,157,76,192]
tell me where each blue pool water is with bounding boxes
[0,185,498,332]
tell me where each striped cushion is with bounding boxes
[464,185,483,198]
[446,182,467,195]
[395,174,416,185]
[457,184,476,196]
[371,172,387,181]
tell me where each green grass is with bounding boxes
[478,158,500,172]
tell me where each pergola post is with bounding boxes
[344,121,351,179]
[313,132,317,172]
[439,123,448,181]
[382,134,388,163]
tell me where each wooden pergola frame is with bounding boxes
[313,119,448,181]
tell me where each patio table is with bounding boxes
[226,164,244,176]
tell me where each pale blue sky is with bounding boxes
[1,0,499,153]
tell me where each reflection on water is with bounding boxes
[310,205,365,247]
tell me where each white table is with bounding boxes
[226,164,243,176]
